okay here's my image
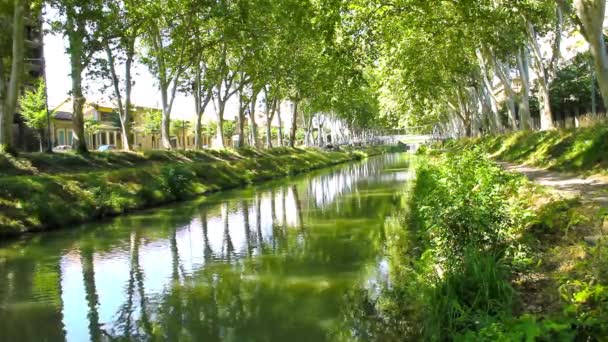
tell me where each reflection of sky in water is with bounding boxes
[61,253,88,342]
[95,254,130,325]
[6,153,413,342]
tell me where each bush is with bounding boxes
[412,149,522,262]
[160,165,194,200]
[406,149,528,339]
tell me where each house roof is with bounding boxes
[54,111,73,121]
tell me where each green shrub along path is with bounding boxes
[362,148,608,340]
[408,129,608,339]
[0,147,382,237]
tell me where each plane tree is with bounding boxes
[0,0,27,153]
[49,0,103,153]
[140,0,196,149]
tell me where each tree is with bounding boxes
[565,0,608,110]
[222,119,236,142]
[185,2,215,150]
[84,117,102,138]
[141,0,195,149]
[171,119,192,149]
[18,78,48,151]
[97,0,143,151]
[135,109,161,140]
[50,0,103,154]
[550,51,596,117]
[524,2,564,130]
[0,0,26,154]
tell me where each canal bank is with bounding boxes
[0,153,412,341]
[0,147,389,237]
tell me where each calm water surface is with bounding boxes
[0,153,411,341]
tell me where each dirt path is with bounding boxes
[499,162,608,314]
[498,162,608,206]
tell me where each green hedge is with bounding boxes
[0,148,365,237]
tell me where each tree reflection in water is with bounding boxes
[0,153,412,341]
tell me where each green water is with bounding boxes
[0,153,411,341]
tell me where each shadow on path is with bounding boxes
[498,162,608,206]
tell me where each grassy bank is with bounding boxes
[444,124,608,173]
[353,150,608,340]
[0,147,377,237]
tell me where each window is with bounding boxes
[57,129,65,146]
[100,111,119,124]
[109,132,115,145]
[67,131,73,145]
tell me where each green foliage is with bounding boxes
[449,124,608,172]
[427,249,514,340]
[413,149,522,261]
[136,109,162,136]
[0,147,373,236]
[406,151,528,339]
[222,120,236,138]
[550,51,596,114]
[160,165,193,200]
[18,78,48,135]
[557,240,608,338]
[456,314,575,341]
[84,118,102,135]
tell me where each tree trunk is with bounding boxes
[67,14,89,154]
[71,71,88,153]
[265,98,276,149]
[216,101,225,148]
[237,92,246,147]
[517,47,533,130]
[477,49,502,132]
[276,101,283,146]
[194,91,211,150]
[456,89,473,137]
[289,100,298,148]
[0,0,26,154]
[318,121,324,147]
[265,112,272,148]
[538,78,554,130]
[493,57,518,130]
[194,66,202,149]
[160,86,172,149]
[121,49,134,151]
[249,90,260,148]
[526,13,561,130]
[574,0,608,109]
[105,42,134,151]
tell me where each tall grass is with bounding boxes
[406,149,527,339]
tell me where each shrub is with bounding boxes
[413,149,522,262]
[407,149,528,339]
[160,165,194,200]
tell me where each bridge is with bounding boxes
[349,126,446,148]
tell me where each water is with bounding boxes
[0,153,411,341]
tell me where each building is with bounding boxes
[11,7,46,151]
[50,100,213,150]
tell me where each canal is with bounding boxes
[0,153,411,341]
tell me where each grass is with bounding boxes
[0,147,386,237]
[418,129,608,339]
[444,124,608,173]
